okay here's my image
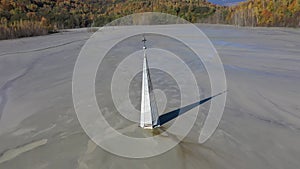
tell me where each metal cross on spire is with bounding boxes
[142,36,147,50]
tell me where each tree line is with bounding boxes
[1,0,300,40]
[0,0,220,39]
[222,0,300,27]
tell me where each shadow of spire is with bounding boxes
[158,91,226,126]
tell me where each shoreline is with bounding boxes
[1,23,300,41]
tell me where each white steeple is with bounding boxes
[140,36,160,129]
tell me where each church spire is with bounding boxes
[140,36,160,129]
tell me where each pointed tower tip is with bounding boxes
[142,35,147,50]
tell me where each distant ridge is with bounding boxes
[1,0,299,40]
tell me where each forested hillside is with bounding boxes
[1,0,300,40]
[0,0,220,39]
[224,0,300,27]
